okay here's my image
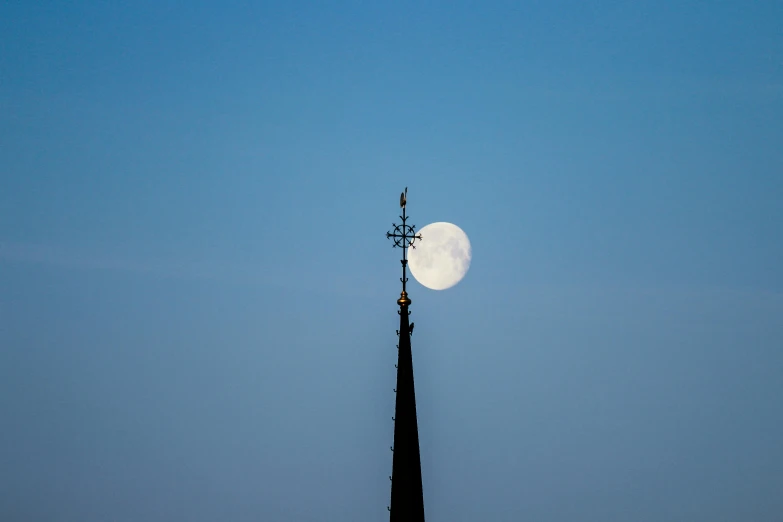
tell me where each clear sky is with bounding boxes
[1,1,781,521]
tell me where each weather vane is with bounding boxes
[386,187,422,307]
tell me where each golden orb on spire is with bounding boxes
[397,291,411,307]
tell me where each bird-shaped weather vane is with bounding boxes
[386,187,422,307]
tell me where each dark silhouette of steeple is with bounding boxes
[385,187,425,521]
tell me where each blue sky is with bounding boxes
[1,1,781,521]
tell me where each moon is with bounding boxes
[408,222,472,290]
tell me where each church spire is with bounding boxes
[385,187,426,521]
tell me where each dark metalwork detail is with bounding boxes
[386,187,422,307]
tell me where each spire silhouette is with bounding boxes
[385,188,425,521]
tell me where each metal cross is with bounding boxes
[386,187,422,306]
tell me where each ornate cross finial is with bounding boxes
[386,187,422,307]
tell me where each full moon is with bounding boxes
[408,222,472,290]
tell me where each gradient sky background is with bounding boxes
[1,1,782,521]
